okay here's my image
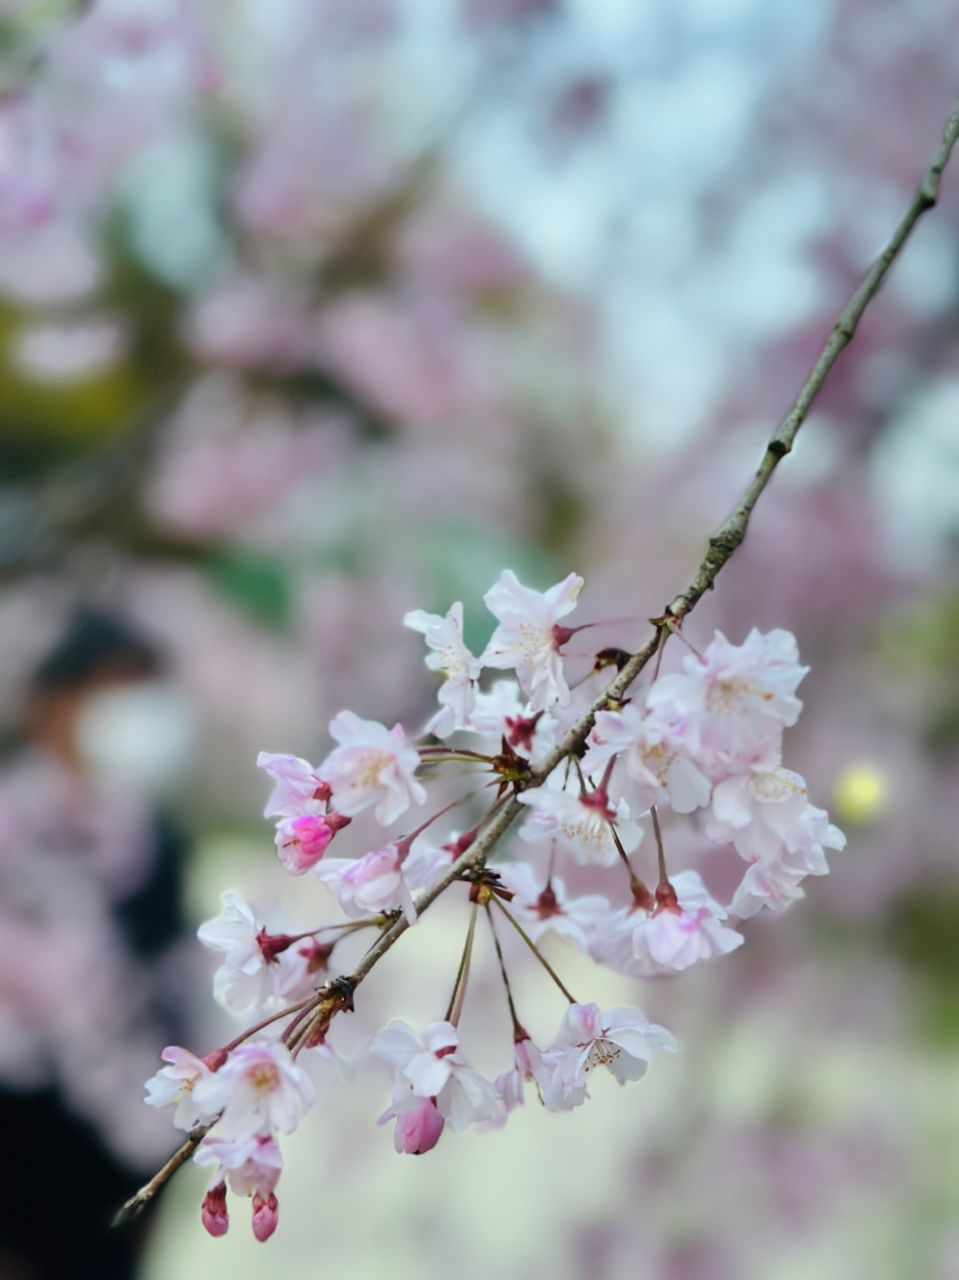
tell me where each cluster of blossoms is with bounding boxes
[143,569,844,1241]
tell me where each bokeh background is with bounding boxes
[2,2,959,1278]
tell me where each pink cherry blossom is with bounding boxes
[316,843,417,923]
[729,858,810,919]
[541,1003,678,1110]
[256,751,330,818]
[518,782,642,868]
[318,711,426,825]
[400,838,452,892]
[370,1020,503,1132]
[192,1043,315,1142]
[382,1097,445,1155]
[404,601,482,736]
[495,861,610,951]
[144,1045,216,1130]
[481,569,584,712]
[706,767,844,868]
[273,812,343,874]
[584,703,711,814]
[632,871,744,972]
[588,901,662,978]
[495,1035,550,1114]
[647,629,807,776]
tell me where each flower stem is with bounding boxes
[445,901,480,1025]
[491,896,577,1004]
[485,905,524,1037]
[650,804,669,885]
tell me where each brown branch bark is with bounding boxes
[116,99,959,1229]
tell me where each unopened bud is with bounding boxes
[201,1182,229,1238]
[252,1192,279,1242]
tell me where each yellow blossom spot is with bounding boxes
[833,764,887,825]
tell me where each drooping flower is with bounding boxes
[647,629,807,776]
[194,1133,283,1199]
[257,752,350,873]
[541,1003,678,1111]
[588,900,661,978]
[318,711,426,825]
[144,1045,218,1131]
[256,751,330,818]
[481,569,585,712]
[631,870,744,972]
[191,1043,315,1142]
[729,857,810,919]
[381,1096,445,1155]
[704,768,845,917]
[194,1135,284,1243]
[584,703,711,814]
[495,861,610,951]
[706,767,843,865]
[370,1020,503,1132]
[404,601,482,736]
[197,892,290,1011]
[495,1034,550,1114]
[316,843,417,923]
[273,811,349,874]
[518,782,642,867]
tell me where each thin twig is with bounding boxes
[112,1123,213,1227]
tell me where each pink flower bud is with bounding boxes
[393,1098,444,1155]
[275,814,336,874]
[201,1182,229,1237]
[251,1191,279,1242]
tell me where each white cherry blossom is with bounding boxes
[370,1020,503,1132]
[404,601,482,736]
[495,860,610,951]
[197,892,278,1011]
[464,677,557,763]
[584,703,711,814]
[481,569,584,712]
[541,1003,678,1111]
[192,1043,315,1142]
[518,781,643,868]
[144,1046,217,1130]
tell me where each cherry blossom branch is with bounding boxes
[115,1122,215,1225]
[341,94,959,1008]
[118,97,959,1229]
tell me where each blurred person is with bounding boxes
[0,608,200,1279]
